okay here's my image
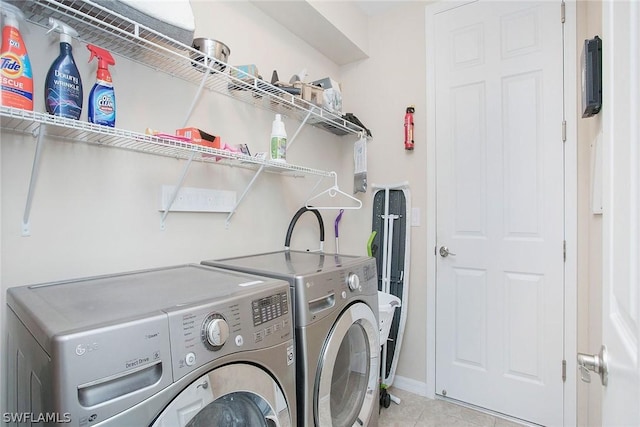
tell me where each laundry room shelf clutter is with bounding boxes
[4,0,366,233]
[0,106,334,176]
[8,0,368,137]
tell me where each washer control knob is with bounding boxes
[185,352,196,366]
[206,318,229,347]
[202,314,229,351]
[347,273,360,291]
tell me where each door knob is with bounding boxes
[439,246,456,257]
[577,345,608,386]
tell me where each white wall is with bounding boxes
[341,2,429,390]
[576,2,603,425]
[0,0,367,412]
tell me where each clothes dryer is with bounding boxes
[6,264,295,426]
[202,250,380,427]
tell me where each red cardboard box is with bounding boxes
[176,127,221,150]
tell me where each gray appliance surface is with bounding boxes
[202,250,380,427]
[206,250,365,278]
[203,251,378,329]
[7,264,272,354]
[6,264,295,427]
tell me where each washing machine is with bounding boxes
[202,250,380,427]
[6,264,295,426]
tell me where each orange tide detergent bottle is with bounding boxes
[0,1,33,111]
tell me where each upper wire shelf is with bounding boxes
[0,106,333,178]
[9,0,367,137]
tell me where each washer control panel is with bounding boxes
[362,263,376,283]
[166,282,292,381]
[252,291,289,326]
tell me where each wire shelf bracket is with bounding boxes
[225,164,265,229]
[160,151,196,230]
[21,124,46,236]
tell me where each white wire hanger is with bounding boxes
[305,171,363,210]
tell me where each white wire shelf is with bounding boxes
[9,0,368,138]
[0,106,334,178]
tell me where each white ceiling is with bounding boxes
[353,1,404,17]
[250,1,405,64]
[251,0,371,64]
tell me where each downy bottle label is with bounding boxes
[45,19,83,120]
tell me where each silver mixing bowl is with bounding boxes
[190,38,231,73]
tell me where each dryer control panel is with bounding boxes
[165,282,292,381]
[292,257,378,327]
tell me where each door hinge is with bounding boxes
[563,240,567,262]
[562,359,567,382]
[561,1,566,23]
[562,120,567,142]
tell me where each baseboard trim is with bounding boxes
[389,375,429,397]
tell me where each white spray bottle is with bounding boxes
[270,114,287,162]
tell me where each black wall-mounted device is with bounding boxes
[581,35,602,118]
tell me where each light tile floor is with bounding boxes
[378,388,526,427]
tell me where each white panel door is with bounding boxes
[601,1,640,425]
[434,2,565,425]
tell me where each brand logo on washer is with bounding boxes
[75,342,99,356]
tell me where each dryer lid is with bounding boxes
[205,250,366,278]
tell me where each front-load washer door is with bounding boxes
[153,364,291,427]
[315,302,380,427]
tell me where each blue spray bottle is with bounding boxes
[45,18,82,120]
[87,44,116,127]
